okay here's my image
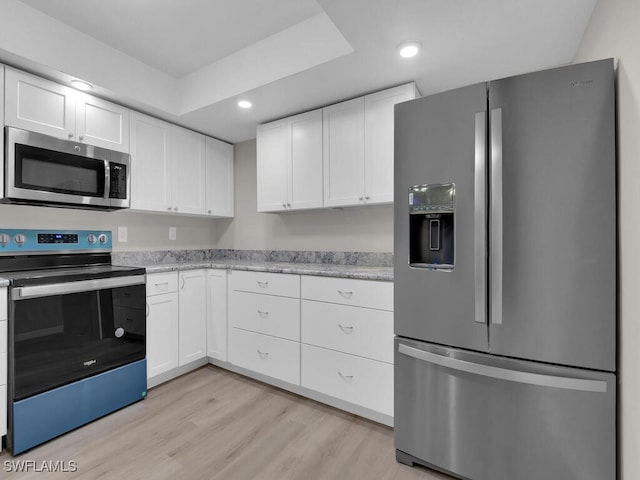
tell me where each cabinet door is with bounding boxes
[172,127,206,215]
[179,270,207,365]
[323,97,365,207]
[130,112,173,212]
[207,269,228,362]
[289,109,323,210]
[146,292,179,378]
[76,95,130,152]
[205,137,234,217]
[364,83,417,204]
[257,120,289,212]
[4,68,75,140]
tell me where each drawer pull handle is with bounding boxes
[257,281,269,288]
[145,302,150,318]
[257,349,269,359]
[338,290,354,298]
[257,310,269,318]
[154,282,169,287]
[338,324,354,334]
[338,371,354,383]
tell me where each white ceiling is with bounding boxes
[1,0,598,144]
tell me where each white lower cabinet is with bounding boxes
[207,269,228,362]
[229,328,300,385]
[146,273,179,379]
[178,270,207,366]
[1,287,6,442]
[301,344,393,417]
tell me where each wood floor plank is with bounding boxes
[0,366,451,479]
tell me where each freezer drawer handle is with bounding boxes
[398,343,607,393]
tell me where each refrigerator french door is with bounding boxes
[394,59,616,480]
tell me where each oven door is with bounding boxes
[9,274,146,401]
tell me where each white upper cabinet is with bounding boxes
[130,112,173,212]
[364,84,418,204]
[75,94,130,152]
[257,109,323,212]
[172,126,206,215]
[205,137,234,217]
[323,83,418,207]
[323,97,365,207]
[257,120,289,212]
[4,67,130,152]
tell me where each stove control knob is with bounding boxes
[98,234,108,245]
[87,234,97,245]
[0,233,10,246]
[14,233,26,246]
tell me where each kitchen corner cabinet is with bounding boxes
[178,270,207,365]
[205,137,234,217]
[129,112,234,217]
[323,83,418,207]
[257,108,323,212]
[146,273,179,378]
[207,269,228,362]
[4,67,130,152]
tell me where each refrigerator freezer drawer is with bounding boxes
[394,337,616,480]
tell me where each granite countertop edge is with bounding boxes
[140,260,393,282]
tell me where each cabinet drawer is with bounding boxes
[301,300,393,363]
[146,272,178,296]
[0,288,6,320]
[301,344,393,416]
[301,276,393,311]
[231,291,300,341]
[0,321,5,385]
[230,328,300,385]
[231,270,300,298]
[0,385,5,437]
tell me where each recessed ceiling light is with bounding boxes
[71,79,93,91]
[398,42,421,59]
[237,100,252,109]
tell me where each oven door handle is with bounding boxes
[12,275,146,300]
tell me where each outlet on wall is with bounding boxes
[117,226,128,242]
[169,227,176,241]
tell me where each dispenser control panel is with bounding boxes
[409,183,455,270]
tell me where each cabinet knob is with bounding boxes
[365,196,370,200]
[174,207,178,211]
[282,203,287,208]
[287,203,291,207]
[359,196,363,201]
[79,135,84,141]
[167,206,172,211]
[208,210,212,214]
[68,132,74,138]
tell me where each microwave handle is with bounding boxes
[104,160,111,200]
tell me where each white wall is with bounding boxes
[213,139,394,252]
[574,1,640,478]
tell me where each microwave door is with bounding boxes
[6,139,111,208]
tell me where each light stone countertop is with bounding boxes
[0,278,9,288]
[141,259,393,282]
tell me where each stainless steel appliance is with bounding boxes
[2,127,130,210]
[393,59,616,480]
[0,229,147,454]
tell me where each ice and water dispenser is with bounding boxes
[409,183,455,270]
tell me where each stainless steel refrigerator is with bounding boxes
[393,59,616,480]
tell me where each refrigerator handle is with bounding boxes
[474,112,487,324]
[397,343,607,393]
[490,107,503,325]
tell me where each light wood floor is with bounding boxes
[0,366,453,479]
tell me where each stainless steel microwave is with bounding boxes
[2,126,130,210]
